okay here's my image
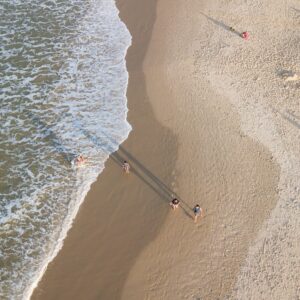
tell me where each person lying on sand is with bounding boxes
[170,198,180,210]
[193,204,204,223]
[122,160,130,174]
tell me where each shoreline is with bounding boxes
[31,0,178,298]
[24,3,133,298]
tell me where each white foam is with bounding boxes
[0,0,132,299]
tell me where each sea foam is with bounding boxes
[0,0,131,299]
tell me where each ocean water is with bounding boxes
[0,0,131,299]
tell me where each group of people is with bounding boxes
[170,198,204,223]
[74,158,203,222]
[121,160,204,223]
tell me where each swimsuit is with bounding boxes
[194,207,201,215]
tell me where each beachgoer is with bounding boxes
[75,154,86,166]
[241,31,249,40]
[193,204,203,222]
[122,160,130,174]
[170,198,180,210]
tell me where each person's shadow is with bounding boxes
[25,110,76,163]
[200,12,242,37]
[73,121,194,219]
[117,145,194,219]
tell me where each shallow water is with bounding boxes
[0,0,131,298]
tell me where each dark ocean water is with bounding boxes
[0,0,131,298]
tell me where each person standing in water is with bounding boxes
[74,154,86,166]
[193,204,204,222]
[122,160,130,174]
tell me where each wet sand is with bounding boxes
[29,0,300,298]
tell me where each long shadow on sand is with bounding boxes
[200,12,242,37]
[75,123,193,218]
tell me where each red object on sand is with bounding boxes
[242,31,249,40]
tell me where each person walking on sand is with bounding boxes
[170,198,180,210]
[193,204,203,222]
[122,160,130,174]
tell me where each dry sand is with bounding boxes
[31,0,299,299]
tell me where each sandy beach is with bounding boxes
[31,0,299,299]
